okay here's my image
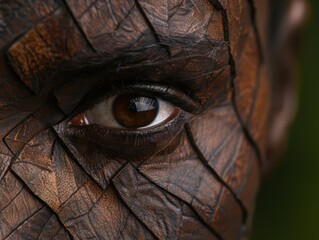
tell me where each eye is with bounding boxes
[69,92,178,129]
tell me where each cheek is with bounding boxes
[231,25,272,167]
[185,104,261,239]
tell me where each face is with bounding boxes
[0,0,304,239]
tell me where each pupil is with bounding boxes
[113,93,159,128]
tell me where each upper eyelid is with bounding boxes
[63,37,227,72]
[123,84,201,112]
[55,47,229,116]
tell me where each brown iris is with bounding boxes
[112,93,159,128]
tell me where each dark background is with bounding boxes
[251,0,319,239]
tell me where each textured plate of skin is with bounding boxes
[0,0,273,239]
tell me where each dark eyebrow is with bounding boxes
[62,36,228,73]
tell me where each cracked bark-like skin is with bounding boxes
[0,0,271,239]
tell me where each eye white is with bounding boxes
[138,99,175,129]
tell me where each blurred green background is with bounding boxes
[251,0,319,239]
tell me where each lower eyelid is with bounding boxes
[61,110,187,160]
[67,110,188,140]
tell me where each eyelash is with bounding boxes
[60,82,197,156]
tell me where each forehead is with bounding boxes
[0,0,264,105]
[64,0,223,52]
[2,0,225,51]
[1,0,228,93]
[0,0,265,57]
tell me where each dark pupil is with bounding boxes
[112,93,159,128]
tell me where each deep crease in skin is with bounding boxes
[34,210,59,240]
[9,137,74,236]
[133,165,222,240]
[78,0,99,19]
[2,206,45,239]
[51,128,106,191]
[245,0,267,166]
[3,115,48,157]
[134,0,171,56]
[110,181,159,240]
[0,1,62,49]
[5,133,74,240]
[208,0,264,171]
[73,190,104,238]
[8,169,74,240]
[185,123,248,224]
[0,159,12,182]
[247,0,265,63]
[11,130,112,239]
[118,210,131,240]
[0,187,23,214]
[58,180,90,210]
[1,49,44,157]
[136,164,224,240]
[62,0,98,53]
[51,136,159,238]
[2,111,34,156]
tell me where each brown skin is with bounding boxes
[0,0,305,239]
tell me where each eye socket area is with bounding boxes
[69,92,179,130]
